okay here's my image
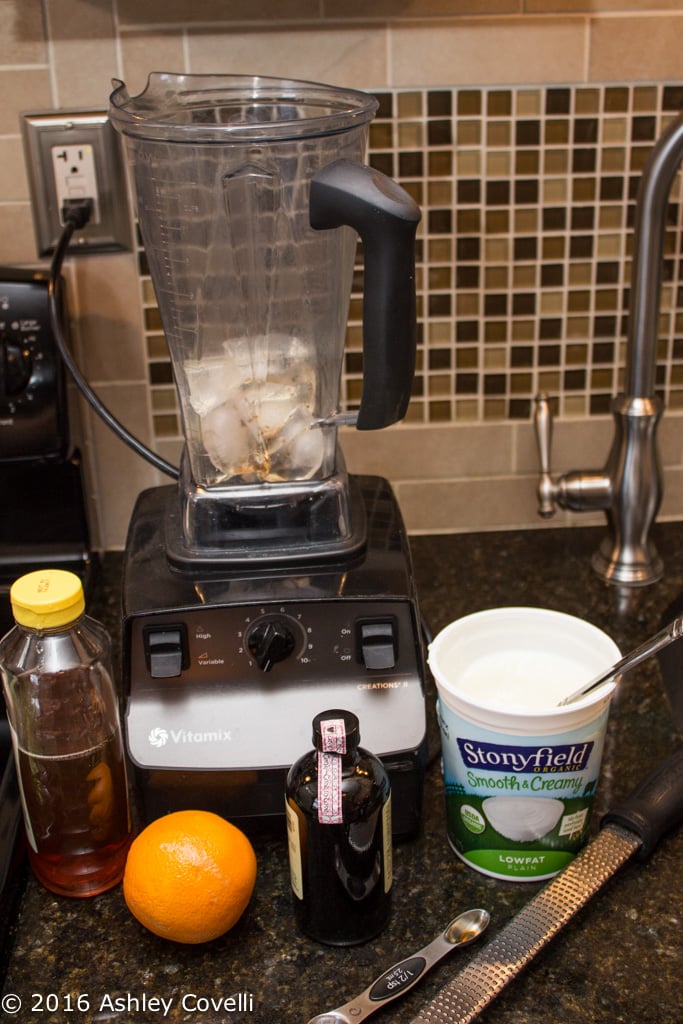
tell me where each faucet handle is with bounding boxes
[534,392,557,517]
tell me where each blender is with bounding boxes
[110,73,427,837]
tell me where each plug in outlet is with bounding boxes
[22,110,131,256]
[52,144,101,225]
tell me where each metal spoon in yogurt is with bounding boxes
[558,614,683,706]
[305,907,490,1024]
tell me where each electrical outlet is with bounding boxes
[21,110,131,256]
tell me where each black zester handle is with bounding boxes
[410,745,683,1024]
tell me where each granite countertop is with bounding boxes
[2,523,682,1024]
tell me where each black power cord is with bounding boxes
[48,198,179,480]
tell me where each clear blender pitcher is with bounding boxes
[109,74,420,566]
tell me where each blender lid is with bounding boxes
[109,72,379,143]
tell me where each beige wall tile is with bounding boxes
[389,18,587,86]
[341,422,514,479]
[0,203,38,263]
[588,15,683,81]
[0,0,47,64]
[322,0,520,16]
[46,0,117,107]
[187,28,388,88]
[0,70,53,135]
[0,138,29,202]
[117,0,320,26]
[70,252,146,382]
[118,31,187,96]
[529,1,682,10]
[81,383,161,549]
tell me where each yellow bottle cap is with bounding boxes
[10,569,85,630]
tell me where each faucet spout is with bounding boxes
[533,110,683,586]
[626,110,683,398]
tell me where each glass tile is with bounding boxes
[146,336,170,359]
[429,375,452,396]
[428,348,452,369]
[457,151,481,176]
[428,266,452,289]
[543,207,566,231]
[428,91,452,117]
[374,93,393,118]
[572,178,596,202]
[488,90,512,117]
[397,122,423,148]
[457,209,481,233]
[545,120,569,145]
[428,151,453,176]
[485,238,510,262]
[457,120,481,146]
[538,371,562,391]
[603,118,627,144]
[428,238,454,262]
[630,147,651,172]
[149,361,173,385]
[483,398,506,419]
[487,121,511,147]
[601,147,626,173]
[370,123,393,148]
[399,151,423,176]
[571,206,594,230]
[429,293,452,316]
[428,181,453,206]
[515,179,538,204]
[543,236,566,259]
[539,320,562,341]
[142,280,156,303]
[567,316,590,339]
[485,181,510,207]
[575,89,599,115]
[591,368,614,389]
[484,293,508,316]
[458,91,481,116]
[485,321,507,343]
[455,372,479,394]
[428,209,452,234]
[517,90,541,116]
[516,120,541,146]
[543,179,568,204]
[516,149,540,175]
[567,395,588,416]
[513,293,536,316]
[397,91,422,117]
[511,372,533,393]
[484,348,506,369]
[511,346,533,368]
[486,151,511,177]
[574,118,598,144]
[483,208,509,233]
[513,265,537,289]
[153,414,179,437]
[604,87,629,112]
[428,321,451,344]
[151,388,177,411]
[546,89,570,115]
[544,149,569,175]
[144,307,163,330]
[595,288,619,311]
[664,86,683,111]
[370,153,394,177]
[567,343,588,365]
[455,399,479,420]
[428,120,452,146]
[569,262,592,286]
[457,293,480,316]
[573,148,597,173]
[541,264,564,288]
[456,347,479,368]
[632,116,656,141]
[485,266,509,289]
[457,179,480,203]
[568,291,591,313]
[597,234,622,258]
[456,321,479,342]
[512,320,535,341]
[540,292,564,314]
[514,209,538,233]
[514,236,537,260]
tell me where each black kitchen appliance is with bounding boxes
[111,74,428,838]
[0,267,90,635]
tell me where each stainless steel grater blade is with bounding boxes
[409,745,683,1024]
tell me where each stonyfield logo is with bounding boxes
[457,739,593,773]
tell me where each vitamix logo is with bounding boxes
[457,740,593,774]
[147,727,232,747]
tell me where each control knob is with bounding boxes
[247,619,297,672]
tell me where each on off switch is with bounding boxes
[144,625,187,678]
[359,620,397,670]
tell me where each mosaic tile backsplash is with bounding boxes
[141,82,683,444]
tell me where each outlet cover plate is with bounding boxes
[22,110,131,256]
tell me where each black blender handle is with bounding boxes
[309,160,421,430]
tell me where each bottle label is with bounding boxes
[318,716,347,824]
[285,799,304,900]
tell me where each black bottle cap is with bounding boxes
[312,709,360,751]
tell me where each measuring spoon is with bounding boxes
[304,907,490,1024]
[558,613,683,706]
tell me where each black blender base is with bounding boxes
[122,475,428,840]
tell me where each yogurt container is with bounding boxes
[428,607,621,881]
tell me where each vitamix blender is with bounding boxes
[109,73,426,837]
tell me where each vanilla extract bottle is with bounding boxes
[285,709,392,945]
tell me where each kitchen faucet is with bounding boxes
[534,109,683,586]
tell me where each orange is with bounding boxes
[122,810,257,944]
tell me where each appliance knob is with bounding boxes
[247,619,297,672]
[1,337,33,396]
